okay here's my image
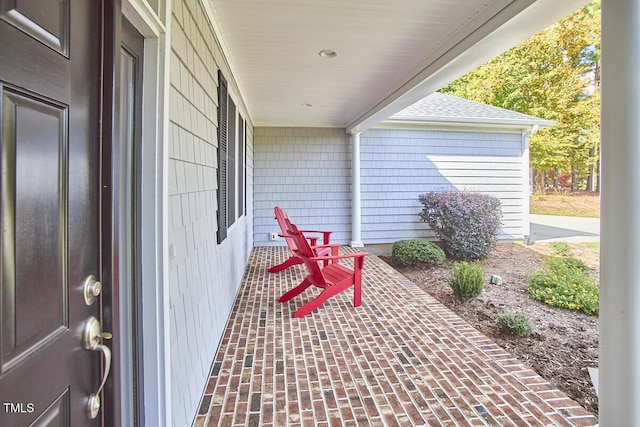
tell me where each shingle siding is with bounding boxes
[169,0,253,425]
[253,127,527,249]
[360,128,525,243]
[253,127,351,245]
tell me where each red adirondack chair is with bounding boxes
[278,223,368,317]
[268,206,335,273]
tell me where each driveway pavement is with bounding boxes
[529,214,600,243]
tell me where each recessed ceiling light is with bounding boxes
[318,49,338,58]
[301,103,312,107]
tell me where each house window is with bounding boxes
[217,70,246,243]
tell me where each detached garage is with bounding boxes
[253,92,553,248]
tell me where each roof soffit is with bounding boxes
[207,0,590,131]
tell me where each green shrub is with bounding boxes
[418,190,502,260]
[545,256,589,273]
[449,261,484,302]
[551,241,572,257]
[527,257,599,315]
[391,240,446,267]
[496,312,534,336]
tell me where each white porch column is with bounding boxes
[521,126,537,242]
[600,2,640,425]
[349,131,364,247]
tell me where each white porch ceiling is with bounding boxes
[208,0,589,131]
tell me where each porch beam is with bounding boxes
[600,1,640,425]
[349,131,364,247]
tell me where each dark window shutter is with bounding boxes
[238,116,245,216]
[217,71,228,243]
[228,99,237,225]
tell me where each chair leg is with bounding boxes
[353,280,362,307]
[278,278,312,303]
[268,255,304,273]
[353,265,363,307]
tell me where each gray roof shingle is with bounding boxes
[389,92,554,127]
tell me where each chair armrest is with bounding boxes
[310,252,368,262]
[298,229,332,245]
[310,243,341,250]
[298,229,332,235]
[278,232,321,248]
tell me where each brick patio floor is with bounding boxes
[195,247,598,427]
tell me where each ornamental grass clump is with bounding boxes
[527,257,599,315]
[449,261,484,302]
[496,312,534,336]
[418,190,502,260]
[391,240,446,267]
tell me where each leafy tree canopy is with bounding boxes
[441,1,600,190]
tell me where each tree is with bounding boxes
[442,1,601,192]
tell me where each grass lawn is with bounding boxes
[526,241,600,269]
[530,192,600,217]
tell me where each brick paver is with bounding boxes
[195,247,598,426]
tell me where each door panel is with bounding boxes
[30,389,70,426]
[1,87,69,371]
[0,0,70,56]
[0,0,105,425]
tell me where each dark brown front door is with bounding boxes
[0,0,107,425]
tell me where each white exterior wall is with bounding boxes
[253,127,351,246]
[169,0,253,425]
[361,128,526,243]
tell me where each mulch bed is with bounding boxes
[380,242,599,415]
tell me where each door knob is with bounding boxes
[83,275,102,305]
[82,316,112,419]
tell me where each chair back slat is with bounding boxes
[274,206,300,251]
[288,223,326,286]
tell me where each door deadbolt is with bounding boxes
[83,275,102,305]
[82,316,112,419]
